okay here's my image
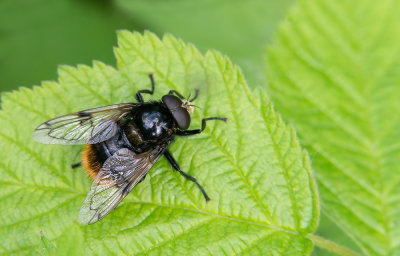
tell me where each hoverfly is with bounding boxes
[33,74,227,224]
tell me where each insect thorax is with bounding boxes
[122,103,174,151]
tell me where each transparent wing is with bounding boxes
[32,103,137,145]
[78,146,165,225]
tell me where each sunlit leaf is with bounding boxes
[267,0,400,255]
[0,31,317,255]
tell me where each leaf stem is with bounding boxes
[307,234,360,256]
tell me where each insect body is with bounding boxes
[33,74,226,224]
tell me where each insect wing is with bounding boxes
[78,147,165,225]
[33,103,137,145]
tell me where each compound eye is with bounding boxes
[172,108,190,129]
[162,95,191,129]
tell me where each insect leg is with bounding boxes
[176,117,227,136]
[189,89,199,102]
[168,90,185,100]
[71,162,81,169]
[163,150,210,201]
[169,89,199,102]
[136,73,155,103]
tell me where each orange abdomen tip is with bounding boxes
[81,144,103,180]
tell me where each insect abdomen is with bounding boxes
[82,144,105,180]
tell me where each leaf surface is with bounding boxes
[266,0,400,255]
[0,31,317,255]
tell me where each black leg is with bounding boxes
[136,74,155,103]
[71,162,81,169]
[176,117,227,136]
[168,90,185,100]
[189,89,199,102]
[169,89,200,102]
[163,150,210,201]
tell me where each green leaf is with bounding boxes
[36,232,56,255]
[266,0,400,255]
[34,224,84,256]
[0,31,317,255]
[114,0,294,88]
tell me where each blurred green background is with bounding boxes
[0,0,294,92]
[0,0,359,255]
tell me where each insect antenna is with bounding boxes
[190,104,201,110]
[186,92,192,102]
[189,89,200,102]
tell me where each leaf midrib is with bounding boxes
[210,58,276,225]
[122,39,281,226]
[82,200,301,255]
[274,2,400,252]
[244,87,316,232]
[123,38,319,233]
[117,200,298,241]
